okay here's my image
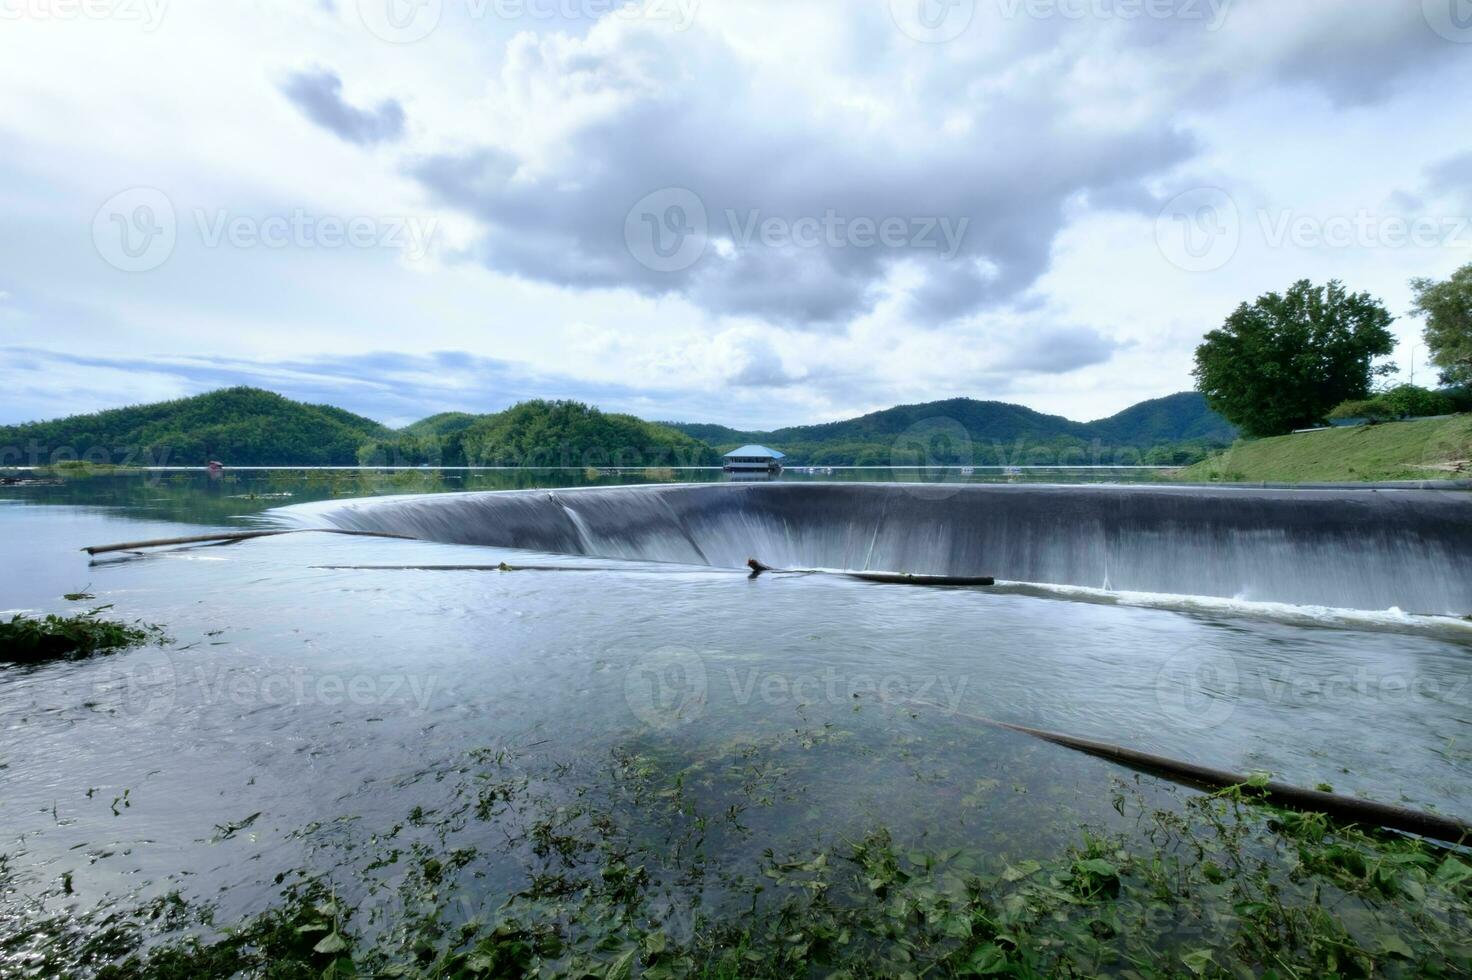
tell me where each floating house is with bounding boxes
[723,445,785,474]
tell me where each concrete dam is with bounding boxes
[288,483,1472,614]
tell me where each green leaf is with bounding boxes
[313,932,349,954]
[605,946,637,980]
[1434,856,1472,887]
[1182,948,1214,975]
[1076,858,1118,877]
[1377,933,1414,959]
[965,943,1007,974]
[1001,860,1041,882]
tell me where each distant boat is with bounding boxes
[959,466,974,476]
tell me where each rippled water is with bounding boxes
[1,470,1469,935]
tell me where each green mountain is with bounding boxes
[1086,392,1237,445]
[359,400,721,468]
[2,388,1232,469]
[663,392,1235,466]
[0,387,391,467]
[400,412,482,438]
[460,400,719,467]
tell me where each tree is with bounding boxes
[1193,280,1396,437]
[1409,262,1472,386]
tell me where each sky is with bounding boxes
[1,0,1470,429]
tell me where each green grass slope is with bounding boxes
[1182,415,1472,483]
[0,387,392,467]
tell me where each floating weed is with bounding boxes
[0,609,168,665]
[3,728,1470,978]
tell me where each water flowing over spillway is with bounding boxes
[285,483,1472,614]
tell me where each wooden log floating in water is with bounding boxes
[748,558,994,587]
[897,696,1472,846]
[82,528,417,555]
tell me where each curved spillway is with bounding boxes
[284,482,1472,614]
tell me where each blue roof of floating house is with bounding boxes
[724,445,786,460]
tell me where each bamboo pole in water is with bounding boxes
[82,528,417,555]
[747,558,995,587]
[896,696,1472,846]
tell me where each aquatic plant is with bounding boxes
[0,608,167,665]
[4,725,1468,978]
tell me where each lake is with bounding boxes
[2,468,1469,970]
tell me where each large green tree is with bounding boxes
[1409,262,1472,386]
[1193,280,1396,437]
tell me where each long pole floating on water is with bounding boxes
[747,558,995,587]
[896,696,1472,846]
[81,528,418,555]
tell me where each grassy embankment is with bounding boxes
[1182,414,1472,483]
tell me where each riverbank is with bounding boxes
[1181,414,1472,484]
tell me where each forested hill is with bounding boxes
[0,387,391,466]
[663,392,1236,465]
[360,400,721,468]
[2,388,1232,468]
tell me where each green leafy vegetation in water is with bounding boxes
[5,729,1469,978]
[1183,413,1472,483]
[0,608,167,665]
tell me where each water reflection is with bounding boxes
[0,466,1171,529]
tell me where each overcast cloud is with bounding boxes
[0,0,1468,429]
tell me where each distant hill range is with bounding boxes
[0,388,1234,468]
[665,392,1235,466]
